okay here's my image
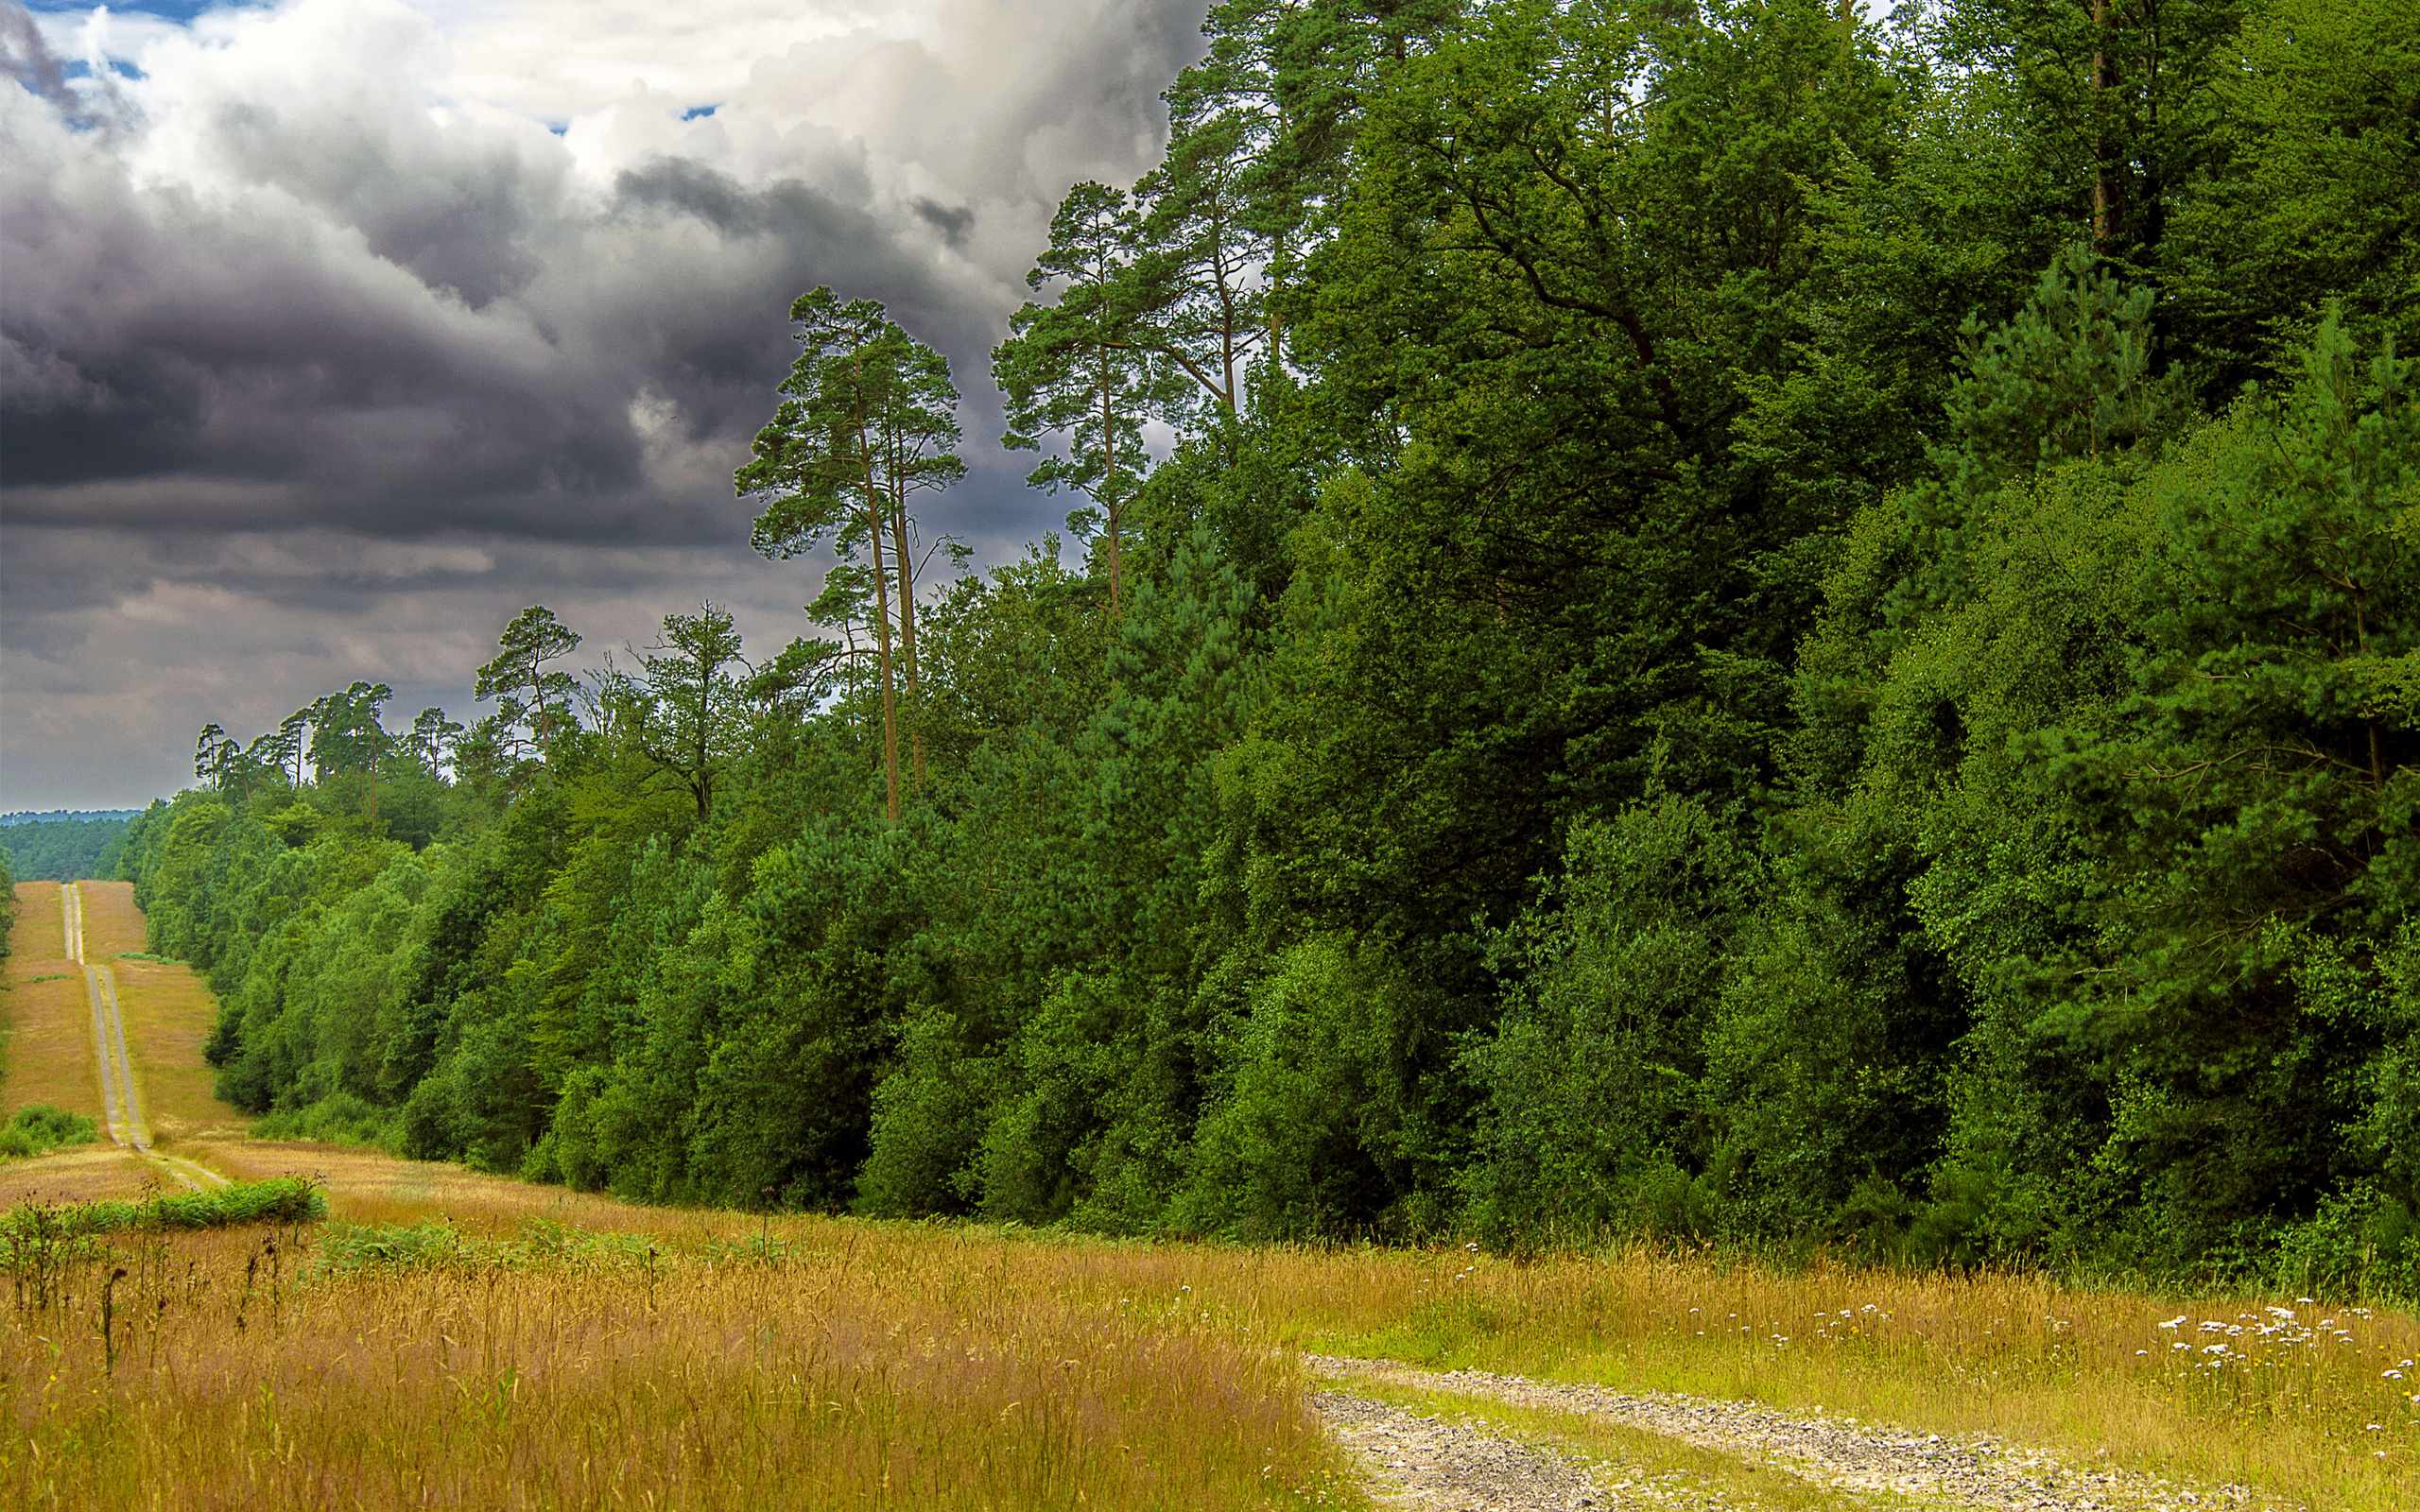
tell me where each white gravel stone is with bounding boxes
[1306,1355,2277,1512]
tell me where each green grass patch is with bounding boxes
[315,1216,660,1275]
[2,1177,325,1236]
[0,1103,99,1160]
[113,951,169,962]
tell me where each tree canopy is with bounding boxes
[127,0,2418,1297]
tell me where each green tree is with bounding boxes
[995,184,1178,611]
[2162,0,2420,388]
[614,602,751,818]
[741,288,966,817]
[474,607,584,776]
[307,682,392,777]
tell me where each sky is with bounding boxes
[1,0,1212,811]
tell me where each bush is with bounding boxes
[2273,1182,2420,1304]
[0,1104,100,1160]
[0,1177,326,1236]
[251,1092,399,1151]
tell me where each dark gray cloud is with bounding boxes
[911,198,977,249]
[1,0,1211,808]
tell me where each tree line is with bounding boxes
[117,0,2415,1294]
[0,816,132,885]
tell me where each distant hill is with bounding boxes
[0,813,140,881]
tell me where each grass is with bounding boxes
[9,1157,2410,1512]
[1262,1241,2419,1511]
[72,881,254,1144]
[67,880,148,957]
[0,883,102,1129]
[0,1177,323,1239]
[0,1145,179,1208]
[106,953,251,1143]
[3,1210,1360,1512]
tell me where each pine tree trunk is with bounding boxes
[1100,344,1123,611]
[857,419,902,822]
[890,480,925,790]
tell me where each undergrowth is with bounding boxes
[0,1103,98,1159]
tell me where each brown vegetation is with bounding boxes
[67,879,148,957]
[3,1215,1357,1512]
[1,882,102,1127]
[8,1166,2411,1512]
[107,953,250,1143]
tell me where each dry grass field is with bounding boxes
[197,1139,675,1233]
[55,880,250,1143]
[7,1163,2412,1512]
[0,1142,164,1206]
[67,879,147,957]
[105,963,250,1144]
[3,1211,1358,1512]
[1288,1243,2420,1509]
[2,882,105,1128]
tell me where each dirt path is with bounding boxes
[1309,1357,2260,1512]
[55,883,225,1192]
[67,883,145,1148]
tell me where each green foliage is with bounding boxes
[0,1105,99,1160]
[122,0,2417,1297]
[250,1092,399,1151]
[0,1177,326,1237]
[0,815,131,883]
[1465,796,1759,1240]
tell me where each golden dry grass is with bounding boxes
[106,954,250,1143]
[0,1143,164,1206]
[69,879,148,957]
[1246,1243,2419,1511]
[2,882,104,1127]
[3,1219,1361,1512]
[196,1139,667,1233]
[7,1129,2415,1510]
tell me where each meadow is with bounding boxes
[4,1150,2413,1512]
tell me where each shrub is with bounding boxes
[0,1104,100,1160]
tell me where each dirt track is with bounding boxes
[26,882,230,1194]
[1310,1357,2262,1512]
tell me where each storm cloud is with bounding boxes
[0,0,1208,808]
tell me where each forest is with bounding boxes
[114,0,2414,1292]
[0,814,134,884]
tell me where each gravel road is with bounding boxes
[1308,1355,2271,1512]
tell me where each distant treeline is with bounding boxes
[120,0,2414,1297]
[1,810,142,826]
[1,816,132,883]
